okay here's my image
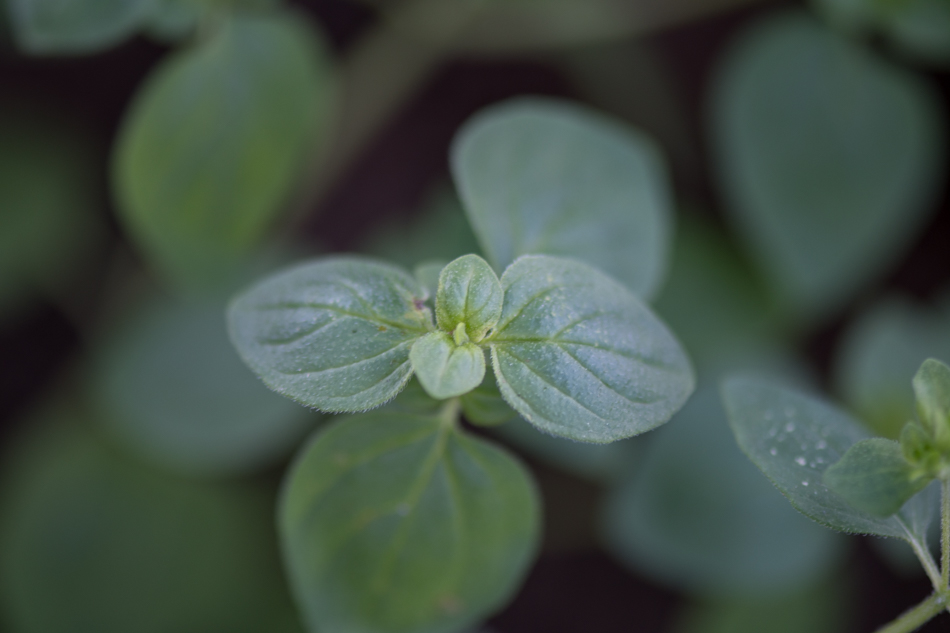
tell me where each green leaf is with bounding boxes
[114,12,336,288]
[142,0,202,43]
[834,296,950,440]
[8,0,154,54]
[489,255,694,443]
[913,358,950,449]
[414,260,446,302]
[721,376,932,540]
[823,438,932,517]
[91,297,318,476]
[603,385,842,594]
[710,12,943,321]
[0,103,104,318]
[460,368,517,427]
[452,97,673,300]
[410,332,486,400]
[228,256,432,412]
[0,407,302,633]
[886,0,950,66]
[280,408,540,633]
[436,254,502,342]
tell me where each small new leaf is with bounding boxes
[410,331,486,400]
[490,255,694,443]
[823,438,931,517]
[913,358,950,450]
[280,409,540,633]
[227,257,431,412]
[436,254,503,342]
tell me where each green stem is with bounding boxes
[942,478,950,591]
[874,593,947,633]
[438,398,461,429]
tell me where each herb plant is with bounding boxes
[225,99,695,633]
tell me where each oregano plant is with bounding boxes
[226,98,695,633]
[723,358,950,633]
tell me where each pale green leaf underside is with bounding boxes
[711,12,943,319]
[92,298,316,476]
[823,438,929,517]
[721,376,932,541]
[452,97,672,300]
[410,332,486,400]
[8,0,154,54]
[114,13,335,287]
[280,409,539,633]
[490,255,694,443]
[227,257,431,412]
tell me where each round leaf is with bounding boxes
[603,385,842,595]
[710,12,943,321]
[8,0,154,54]
[280,408,540,633]
[410,332,486,400]
[113,12,336,288]
[490,255,694,443]
[452,98,673,300]
[0,409,302,633]
[435,254,502,341]
[228,257,432,412]
[721,376,933,541]
[91,297,317,476]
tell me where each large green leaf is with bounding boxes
[603,385,842,595]
[833,295,950,439]
[0,408,302,633]
[113,12,335,288]
[91,297,318,476]
[280,408,540,633]
[0,104,104,318]
[721,376,936,543]
[489,255,694,443]
[452,98,673,300]
[7,0,154,54]
[228,257,432,412]
[710,12,943,321]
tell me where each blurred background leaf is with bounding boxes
[0,404,303,633]
[0,102,105,323]
[710,11,944,324]
[7,0,155,54]
[89,293,320,477]
[113,11,336,290]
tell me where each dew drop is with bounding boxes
[802,481,809,486]
[795,456,807,466]
[770,448,778,456]
[785,422,795,433]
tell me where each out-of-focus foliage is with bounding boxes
[0,406,303,633]
[0,103,104,319]
[113,12,336,289]
[711,11,943,323]
[90,295,319,476]
[452,97,672,300]
[6,0,155,54]
[280,406,539,633]
[834,293,950,439]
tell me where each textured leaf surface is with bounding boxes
[452,98,672,300]
[834,296,950,439]
[823,438,930,517]
[114,13,335,287]
[228,257,431,412]
[490,255,693,443]
[711,12,943,320]
[8,0,153,53]
[0,409,302,633]
[280,409,539,633]
[721,377,932,540]
[603,385,842,594]
[92,298,317,476]
[435,255,502,341]
[410,332,486,400]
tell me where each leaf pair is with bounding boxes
[822,359,950,517]
[228,253,694,443]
